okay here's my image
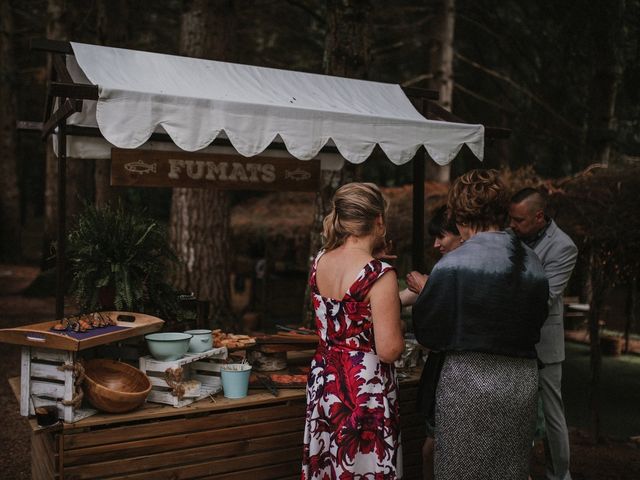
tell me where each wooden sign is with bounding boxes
[110,148,321,191]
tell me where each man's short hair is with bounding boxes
[510,187,547,213]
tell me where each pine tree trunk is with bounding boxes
[302,0,371,326]
[170,0,236,328]
[323,0,372,79]
[43,0,92,264]
[587,249,605,442]
[425,0,456,183]
[582,1,625,441]
[43,0,66,267]
[585,0,625,168]
[0,0,21,261]
[94,0,129,207]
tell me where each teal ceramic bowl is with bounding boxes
[185,329,213,353]
[145,332,193,361]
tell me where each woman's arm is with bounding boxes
[399,288,419,306]
[370,270,405,363]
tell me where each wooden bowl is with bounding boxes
[83,359,151,413]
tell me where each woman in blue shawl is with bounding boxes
[412,169,548,480]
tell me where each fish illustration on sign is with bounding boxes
[284,168,311,181]
[124,160,157,175]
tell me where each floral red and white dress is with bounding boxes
[301,250,402,480]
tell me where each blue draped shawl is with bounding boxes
[412,231,549,359]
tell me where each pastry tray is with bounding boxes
[0,311,164,351]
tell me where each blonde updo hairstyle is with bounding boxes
[322,182,388,251]
[447,169,508,231]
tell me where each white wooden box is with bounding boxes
[139,347,227,407]
[20,347,97,423]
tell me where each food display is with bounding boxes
[269,373,308,385]
[250,371,308,388]
[212,330,257,349]
[52,311,117,333]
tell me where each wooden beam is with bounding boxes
[41,99,80,139]
[16,121,43,131]
[43,62,55,126]
[412,148,425,272]
[52,54,73,83]
[425,99,511,139]
[50,82,99,101]
[56,123,67,319]
[425,99,464,123]
[401,87,439,101]
[485,127,511,139]
[31,38,73,55]
[410,95,428,273]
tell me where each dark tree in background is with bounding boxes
[585,0,626,169]
[94,0,130,207]
[0,0,21,261]
[41,0,94,267]
[580,0,627,442]
[42,0,66,266]
[425,0,456,182]
[324,0,372,78]
[558,166,640,441]
[169,0,236,327]
[303,0,374,325]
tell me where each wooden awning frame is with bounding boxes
[19,38,510,319]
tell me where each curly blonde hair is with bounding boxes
[447,169,508,230]
[322,182,388,251]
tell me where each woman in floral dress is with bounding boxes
[302,182,405,480]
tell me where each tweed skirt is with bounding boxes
[434,351,538,480]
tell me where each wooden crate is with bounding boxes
[20,347,97,423]
[139,347,227,407]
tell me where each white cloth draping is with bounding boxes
[63,42,484,165]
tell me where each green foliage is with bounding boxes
[66,203,179,317]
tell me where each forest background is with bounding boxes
[1,0,639,320]
[0,0,639,460]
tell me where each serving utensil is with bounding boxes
[256,374,279,397]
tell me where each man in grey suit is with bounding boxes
[510,188,578,480]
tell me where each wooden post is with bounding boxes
[62,351,74,423]
[55,122,66,319]
[20,347,31,416]
[412,149,425,272]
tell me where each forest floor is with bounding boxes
[1,265,639,480]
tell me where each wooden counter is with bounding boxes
[12,370,425,480]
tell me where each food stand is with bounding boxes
[8,39,508,479]
[9,369,425,480]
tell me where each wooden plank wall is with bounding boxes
[57,383,423,480]
[31,431,58,480]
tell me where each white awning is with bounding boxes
[64,42,484,165]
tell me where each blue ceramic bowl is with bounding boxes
[145,332,192,361]
[185,329,213,353]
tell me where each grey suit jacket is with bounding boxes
[534,220,578,364]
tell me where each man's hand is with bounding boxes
[406,271,428,294]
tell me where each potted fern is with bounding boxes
[66,203,178,317]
